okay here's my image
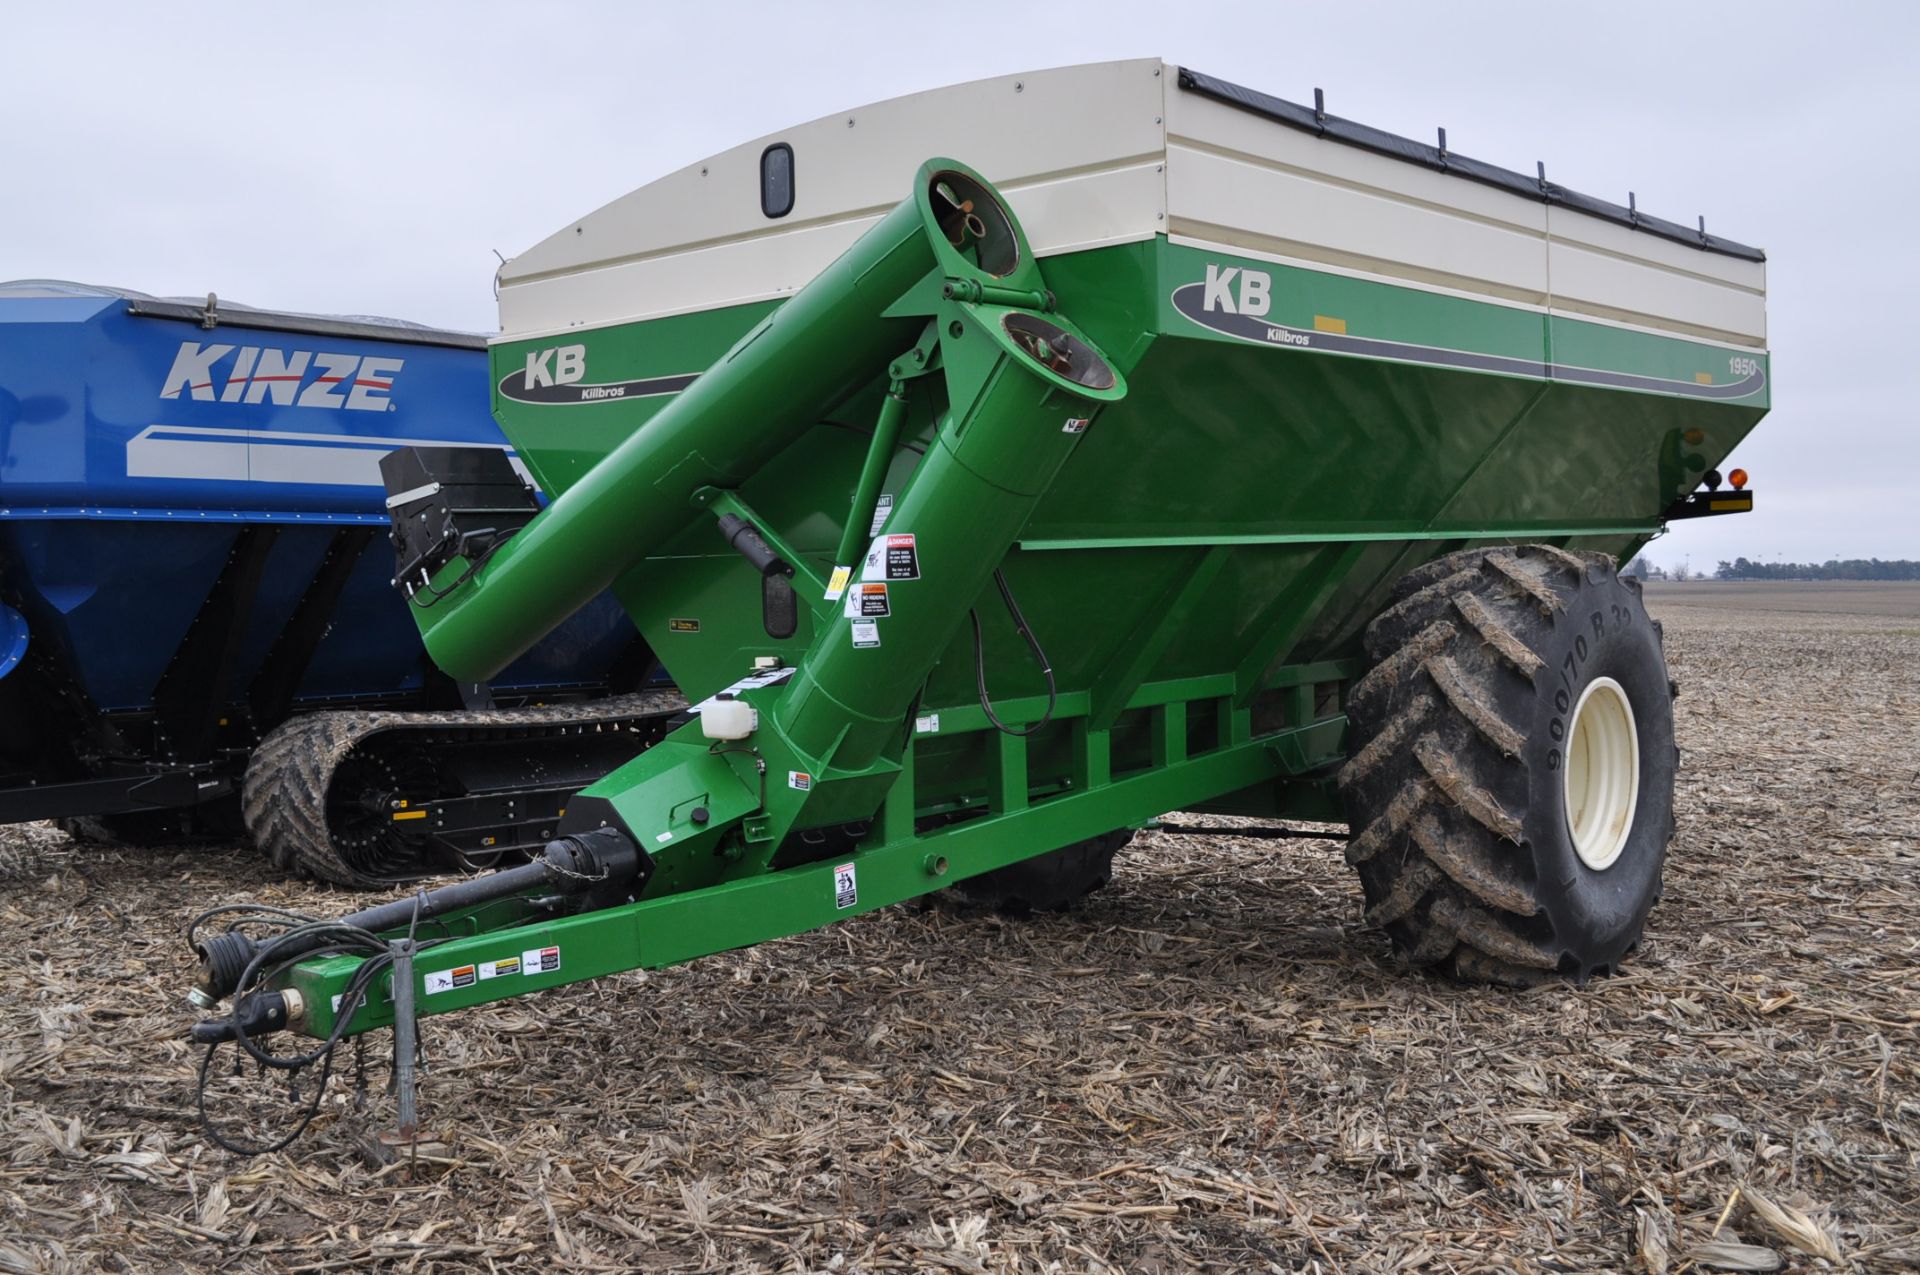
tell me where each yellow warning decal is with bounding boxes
[824,565,853,602]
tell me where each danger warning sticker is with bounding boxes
[1062,417,1091,434]
[861,533,919,582]
[851,620,881,649]
[843,581,891,619]
[521,946,561,975]
[833,862,858,909]
[788,770,812,791]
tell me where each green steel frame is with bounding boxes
[293,666,1348,1039]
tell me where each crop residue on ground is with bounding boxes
[1,582,1915,1271]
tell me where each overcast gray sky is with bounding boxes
[6,2,1913,569]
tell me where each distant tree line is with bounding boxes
[1623,557,1699,581]
[1621,556,1920,581]
[1713,558,1920,581]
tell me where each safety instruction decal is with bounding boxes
[868,494,894,536]
[788,770,813,791]
[833,862,858,909]
[477,956,521,980]
[425,964,478,995]
[861,533,919,582]
[690,665,794,714]
[824,565,852,602]
[522,945,562,975]
[851,620,881,648]
[1062,417,1090,434]
[668,618,701,633]
[914,713,940,735]
[843,582,891,619]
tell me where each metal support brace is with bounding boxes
[151,524,280,760]
[388,939,419,1142]
[1232,542,1367,707]
[835,379,911,572]
[1087,545,1230,731]
[249,526,376,728]
[879,738,917,845]
[1152,704,1188,769]
[992,731,1029,814]
[1070,717,1111,792]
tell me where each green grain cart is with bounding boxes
[189,62,1767,1138]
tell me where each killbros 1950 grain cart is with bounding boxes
[183,60,1767,1143]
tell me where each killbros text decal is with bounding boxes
[1171,263,1766,401]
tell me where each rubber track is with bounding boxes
[243,691,685,889]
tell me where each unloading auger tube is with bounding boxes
[401,159,1058,684]
[182,158,1133,1148]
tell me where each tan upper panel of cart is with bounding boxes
[496,59,1766,349]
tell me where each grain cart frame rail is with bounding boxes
[183,61,1766,1143]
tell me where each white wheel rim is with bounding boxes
[1563,676,1640,871]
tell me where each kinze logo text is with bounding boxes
[159,341,402,411]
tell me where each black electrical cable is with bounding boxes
[196,1039,337,1158]
[195,949,376,1156]
[185,902,321,951]
[970,568,1057,737]
[192,903,449,1156]
[408,535,508,608]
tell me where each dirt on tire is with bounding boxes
[1340,544,1677,985]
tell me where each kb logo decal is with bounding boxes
[523,344,586,390]
[1200,263,1271,316]
[497,343,700,407]
[1173,262,1308,348]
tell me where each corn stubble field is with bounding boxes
[1,582,1916,1273]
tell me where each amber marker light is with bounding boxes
[1729,468,1749,490]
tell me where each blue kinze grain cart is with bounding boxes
[0,282,677,887]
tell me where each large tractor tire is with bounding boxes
[953,829,1133,913]
[1338,544,1676,985]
